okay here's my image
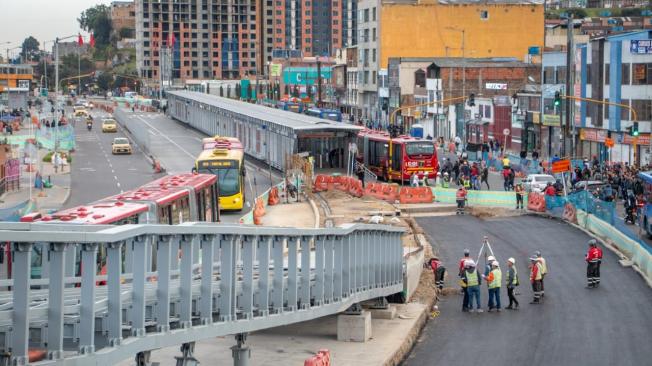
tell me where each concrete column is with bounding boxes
[231,334,251,366]
[337,310,372,342]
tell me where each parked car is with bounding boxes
[572,180,606,194]
[523,174,556,193]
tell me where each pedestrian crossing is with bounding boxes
[76,134,99,142]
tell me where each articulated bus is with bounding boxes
[356,129,439,182]
[305,108,343,122]
[17,173,220,279]
[195,136,246,211]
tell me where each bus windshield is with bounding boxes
[405,142,435,157]
[198,159,240,197]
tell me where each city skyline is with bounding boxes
[1,0,111,60]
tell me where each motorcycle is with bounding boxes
[86,122,92,131]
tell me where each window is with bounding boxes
[544,67,555,84]
[484,105,491,119]
[632,63,652,85]
[414,69,425,87]
[372,71,376,85]
[556,66,567,84]
[605,63,609,85]
[480,10,489,20]
[620,99,631,120]
[372,28,376,41]
[372,7,377,21]
[372,49,376,62]
[632,99,652,121]
[364,9,369,22]
[622,63,630,85]
[364,71,369,84]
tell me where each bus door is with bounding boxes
[392,144,403,175]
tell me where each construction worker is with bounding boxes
[430,256,446,291]
[442,172,450,188]
[456,186,468,215]
[586,239,603,288]
[529,256,543,304]
[484,261,502,312]
[459,249,471,311]
[484,255,496,278]
[505,257,519,310]
[462,260,483,313]
[535,251,548,297]
[515,182,526,210]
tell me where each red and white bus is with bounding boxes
[16,174,219,280]
[21,173,220,225]
[356,129,439,182]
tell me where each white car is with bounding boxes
[523,174,555,193]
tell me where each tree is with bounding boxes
[20,36,40,62]
[78,5,112,48]
[118,27,135,39]
[565,8,587,19]
[96,72,114,91]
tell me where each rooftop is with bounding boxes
[168,91,363,133]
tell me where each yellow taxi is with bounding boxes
[73,107,89,118]
[102,119,118,133]
[111,137,132,155]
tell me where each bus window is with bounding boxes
[196,192,205,221]
[392,145,402,172]
[158,205,172,225]
[203,187,213,222]
[171,197,191,224]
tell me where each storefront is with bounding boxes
[579,128,651,166]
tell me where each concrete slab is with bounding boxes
[115,303,426,366]
[337,311,372,342]
[263,201,315,228]
[369,305,397,320]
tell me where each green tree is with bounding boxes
[565,8,587,19]
[96,72,114,91]
[118,27,135,39]
[78,5,112,48]
[20,36,40,61]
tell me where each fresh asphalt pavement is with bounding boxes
[403,215,652,366]
[64,109,163,209]
[115,109,280,223]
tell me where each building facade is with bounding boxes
[575,30,652,165]
[111,1,136,34]
[356,0,380,122]
[0,64,33,109]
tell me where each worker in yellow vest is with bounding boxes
[536,251,548,297]
[484,261,502,312]
[461,260,483,313]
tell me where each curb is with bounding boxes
[307,196,320,228]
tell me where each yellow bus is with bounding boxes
[195,136,246,211]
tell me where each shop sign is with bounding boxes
[622,133,650,146]
[532,112,540,124]
[542,114,560,127]
[630,40,652,54]
[485,83,507,90]
[580,128,607,142]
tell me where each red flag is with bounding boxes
[90,34,95,48]
[78,34,84,46]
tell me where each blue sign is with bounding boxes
[282,67,332,85]
[528,46,540,55]
[630,40,652,55]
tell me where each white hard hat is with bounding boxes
[491,261,499,267]
[507,257,516,265]
[487,256,496,262]
[444,172,449,176]
[464,259,476,268]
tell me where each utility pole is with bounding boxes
[317,57,323,107]
[565,14,575,158]
[55,38,59,97]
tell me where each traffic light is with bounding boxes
[554,92,561,107]
[632,122,639,137]
[468,93,475,107]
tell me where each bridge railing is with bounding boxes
[0,222,404,365]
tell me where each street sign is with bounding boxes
[552,159,571,174]
[503,128,510,136]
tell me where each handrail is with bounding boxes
[0,222,405,365]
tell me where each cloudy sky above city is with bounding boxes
[2,0,112,57]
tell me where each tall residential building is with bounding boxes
[262,0,357,63]
[136,0,262,84]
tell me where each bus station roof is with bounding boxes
[167,90,363,133]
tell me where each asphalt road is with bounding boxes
[115,109,280,223]
[403,215,652,366]
[64,109,163,209]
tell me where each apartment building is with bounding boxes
[111,1,136,33]
[136,0,262,84]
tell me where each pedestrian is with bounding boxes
[481,165,489,190]
[430,256,446,291]
[454,135,462,151]
[529,256,543,304]
[505,257,519,310]
[535,251,547,297]
[410,172,420,187]
[459,249,471,311]
[585,239,603,288]
[462,260,482,313]
[53,152,60,173]
[484,261,502,312]
[515,182,525,209]
[356,164,365,188]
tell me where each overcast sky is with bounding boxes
[1,0,113,59]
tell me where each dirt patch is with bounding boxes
[471,206,522,219]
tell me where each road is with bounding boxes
[403,215,652,366]
[64,109,162,209]
[112,108,280,223]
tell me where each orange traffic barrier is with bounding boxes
[253,198,265,225]
[28,349,47,363]
[313,175,329,192]
[399,187,433,204]
[380,184,400,202]
[318,349,331,366]
[527,192,546,212]
[348,178,364,198]
[268,187,280,205]
[563,202,577,223]
[153,160,162,173]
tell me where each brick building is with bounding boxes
[387,57,540,151]
[111,1,136,34]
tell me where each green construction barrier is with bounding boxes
[432,187,527,208]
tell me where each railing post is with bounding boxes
[287,236,299,311]
[337,235,346,299]
[299,236,312,309]
[10,242,32,365]
[156,235,175,332]
[130,236,148,337]
[47,242,68,360]
[219,235,236,321]
[271,236,285,314]
[107,241,123,346]
[79,242,99,354]
[325,235,335,302]
[200,235,217,325]
[241,235,255,319]
[257,236,271,316]
[314,236,325,306]
[179,235,198,328]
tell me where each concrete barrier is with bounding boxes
[402,234,425,302]
[432,187,526,208]
[113,108,152,155]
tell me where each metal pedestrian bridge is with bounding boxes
[0,222,404,365]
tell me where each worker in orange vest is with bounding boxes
[529,256,544,304]
[586,239,603,288]
[456,186,468,215]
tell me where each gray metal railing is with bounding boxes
[0,222,404,365]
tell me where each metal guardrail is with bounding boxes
[354,161,378,182]
[0,222,404,365]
